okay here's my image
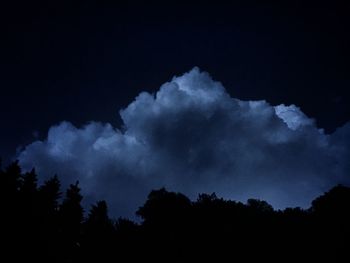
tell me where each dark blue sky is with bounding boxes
[1,1,350,163]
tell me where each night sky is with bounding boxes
[1,1,350,217]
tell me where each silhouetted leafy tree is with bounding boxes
[311,184,350,220]
[247,198,274,213]
[137,187,192,225]
[136,188,192,262]
[310,185,350,261]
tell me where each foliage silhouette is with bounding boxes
[58,181,84,262]
[0,161,349,262]
[82,200,115,261]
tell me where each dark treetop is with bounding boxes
[0,161,349,262]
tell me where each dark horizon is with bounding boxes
[1,160,349,262]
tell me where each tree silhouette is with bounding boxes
[114,218,142,261]
[137,187,192,224]
[0,160,349,263]
[20,168,38,198]
[37,175,62,262]
[136,188,192,262]
[0,160,21,198]
[38,175,61,215]
[311,184,350,219]
[310,184,350,261]
[247,198,274,213]
[0,161,22,261]
[58,181,84,262]
[82,201,115,261]
[18,168,39,260]
[19,168,39,219]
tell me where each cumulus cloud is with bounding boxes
[18,67,350,218]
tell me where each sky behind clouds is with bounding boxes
[18,68,350,218]
[2,2,350,163]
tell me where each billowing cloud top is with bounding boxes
[18,67,350,218]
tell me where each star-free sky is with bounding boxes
[1,1,350,217]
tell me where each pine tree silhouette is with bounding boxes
[82,201,115,261]
[58,181,84,262]
[37,175,62,262]
[0,161,22,261]
[18,168,39,260]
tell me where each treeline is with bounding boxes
[0,161,349,262]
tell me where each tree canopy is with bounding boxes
[0,161,348,262]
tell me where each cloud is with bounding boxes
[18,67,350,218]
